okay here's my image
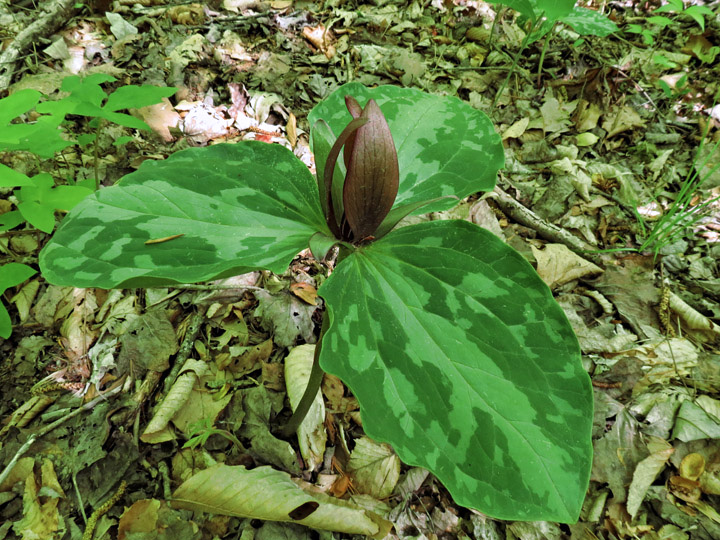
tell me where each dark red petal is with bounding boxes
[342,99,399,240]
[322,116,368,237]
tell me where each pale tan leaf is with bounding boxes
[626,437,673,518]
[531,243,603,290]
[285,344,326,470]
[10,279,39,323]
[171,464,391,538]
[347,436,400,499]
[501,117,529,140]
[141,359,208,443]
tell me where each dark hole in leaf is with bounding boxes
[288,501,319,520]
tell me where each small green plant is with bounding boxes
[183,418,245,452]
[0,263,36,338]
[40,83,593,522]
[626,0,715,45]
[637,131,720,256]
[625,0,719,69]
[491,0,618,102]
[0,75,175,337]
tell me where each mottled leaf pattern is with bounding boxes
[40,142,328,288]
[561,7,619,37]
[309,84,504,214]
[318,221,593,521]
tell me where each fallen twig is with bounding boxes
[0,0,80,92]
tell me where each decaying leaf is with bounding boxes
[253,290,317,348]
[347,436,400,500]
[172,464,392,538]
[285,344,327,471]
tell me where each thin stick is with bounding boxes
[0,0,80,91]
[0,386,121,487]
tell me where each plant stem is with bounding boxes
[280,315,328,438]
[93,122,101,190]
[536,22,556,89]
[491,23,535,108]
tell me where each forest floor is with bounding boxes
[1,1,720,539]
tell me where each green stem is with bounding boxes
[535,22,555,89]
[280,315,328,438]
[492,31,531,108]
[492,15,546,108]
[280,244,352,438]
[93,121,101,190]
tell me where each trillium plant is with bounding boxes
[40,84,593,522]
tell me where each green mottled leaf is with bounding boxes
[308,232,337,261]
[561,7,618,37]
[308,84,503,215]
[318,220,592,521]
[39,142,328,288]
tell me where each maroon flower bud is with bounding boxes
[323,96,399,242]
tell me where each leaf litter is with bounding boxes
[0,0,719,538]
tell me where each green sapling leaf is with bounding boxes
[0,93,71,157]
[15,173,93,233]
[0,211,24,232]
[0,89,42,124]
[0,263,37,338]
[103,84,177,112]
[532,0,575,22]
[491,0,538,23]
[0,164,34,188]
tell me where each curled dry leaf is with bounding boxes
[302,24,336,59]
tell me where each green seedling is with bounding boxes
[0,75,176,337]
[637,131,720,257]
[625,0,715,46]
[34,74,177,188]
[0,263,36,339]
[184,418,245,452]
[491,0,617,102]
[40,84,593,522]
